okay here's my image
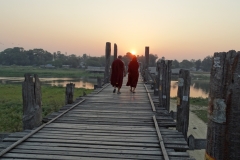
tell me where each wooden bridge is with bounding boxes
[0,77,194,160]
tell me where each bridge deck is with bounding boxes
[1,77,193,160]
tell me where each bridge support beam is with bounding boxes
[114,43,117,60]
[22,74,42,130]
[157,60,172,111]
[206,50,240,160]
[65,83,75,104]
[176,69,191,140]
[104,42,111,84]
[144,46,149,83]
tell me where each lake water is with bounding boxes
[170,80,209,98]
[0,77,95,89]
[0,77,209,98]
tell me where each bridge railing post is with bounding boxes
[158,60,172,111]
[176,69,191,140]
[144,46,149,83]
[22,74,42,130]
[114,43,117,60]
[65,83,75,104]
[206,50,240,160]
[154,61,160,96]
[104,42,111,84]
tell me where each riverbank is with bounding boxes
[0,84,92,132]
[0,65,103,78]
[170,99,208,160]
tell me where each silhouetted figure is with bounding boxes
[126,55,139,93]
[110,55,126,94]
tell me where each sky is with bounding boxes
[1,0,240,61]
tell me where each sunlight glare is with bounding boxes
[131,50,136,55]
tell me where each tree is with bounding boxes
[179,59,193,68]
[149,54,158,67]
[172,59,180,68]
[201,56,212,72]
[195,59,202,71]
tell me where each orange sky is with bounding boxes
[1,0,240,61]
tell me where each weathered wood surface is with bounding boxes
[22,74,42,130]
[144,46,149,82]
[114,43,117,60]
[104,42,111,83]
[176,69,191,140]
[157,60,172,112]
[65,83,75,104]
[206,50,240,160]
[1,76,192,159]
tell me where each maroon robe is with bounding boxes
[126,59,139,88]
[110,58,125,88]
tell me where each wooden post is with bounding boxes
[114,43,117,60]
[155,61,160,96]
[144,46,149,82]
[158,60,172,111]
[166,60,172,112]
[97,77,102,88]
[206,50,240,160]
[158,60,164,107]
[104,42,111,83]
[22,74,42,130]
[176,69,191,140]
[65,83,75,104]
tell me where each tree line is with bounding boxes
[0,47,212,71]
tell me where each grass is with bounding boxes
[0,65,103,78]
[192,110,208,123]
[171,96,208,123]
[190,97,208,106]
[0,84,92,132]
[171,96,208,106]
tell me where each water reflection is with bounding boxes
[0,77,210,97]
[171,80,209,98]
[0,77,95,89]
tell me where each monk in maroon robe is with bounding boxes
[110,55,126,94]
[126,55,139,93]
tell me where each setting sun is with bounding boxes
[131,50,136,55]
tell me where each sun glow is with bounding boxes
[131,50,136,55]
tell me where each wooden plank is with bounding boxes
[153,115,169,160]
[3,152,140,160]
[13,147,162,156]
[20,142,162,151]
[45,123,157,131]
[21,138,160,148]
[144,84,156,112]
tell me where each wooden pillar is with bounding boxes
[176,69,191,140]
[145,46,149,69]
[114,43,117,60]
[165,60,172,112]
[158,60,172,111]
[97,77,102,88]
[22,74,42,130]
[206,50,240,160]
[65,83,75,104]
[158,60,165,107]
[144,46,149,82]
[104,42,111,83]
[155,61,160,96]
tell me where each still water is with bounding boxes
[171,81,209,98]
[0,77,210,98]
[0,77,95,89]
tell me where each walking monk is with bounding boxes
[110,55,126,94]
[126,55,139,93]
